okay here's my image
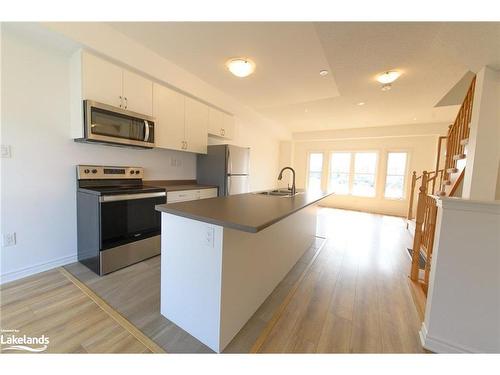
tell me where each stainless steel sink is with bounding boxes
[255,189,303,197]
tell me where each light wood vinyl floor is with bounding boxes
[0,269,152,353]
[256,208,423,353]
[0,208,423,353]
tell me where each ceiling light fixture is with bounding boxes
[357,102,365,106]
[376,70,401,84]
[226,58,256,78]
[319,70,329,76]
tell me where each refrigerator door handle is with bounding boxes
[227,176,231,196]
[227,147,232,175]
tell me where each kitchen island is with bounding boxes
[155,190,332,352]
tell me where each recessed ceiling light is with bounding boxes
[357,102,365,106]
[376,71,401,84]
[226,58,255,78]
[319,70,329,76]
[304,108,309,113]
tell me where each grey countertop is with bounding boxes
[155,190,333,233]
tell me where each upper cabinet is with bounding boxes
[208,107,235,140]
[71,51,154,139]
[185,97,209,154]
[81,52,153,116]
[153,83,208,154]
[71,50,229,154]
[153,83,186,152]
[81,52,123,109]
[122,70,153,116]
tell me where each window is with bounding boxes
[307,153,323,192]
[329,152,351,194]
[384,152,408,199]
[352,152,377,197]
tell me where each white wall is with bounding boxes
[0,25,284,282]
[289,124,449,217]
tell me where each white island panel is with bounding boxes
[219,204,317,349]
[160,204,318,352]
[160,213,224,351]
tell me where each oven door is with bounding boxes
[84,100,155,148]
[99,192,166,250]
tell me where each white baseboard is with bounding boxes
[420,323,475,353]
[0,254,77,285]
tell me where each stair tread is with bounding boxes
[453,153,466,161]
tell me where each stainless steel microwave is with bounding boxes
[79,100,155,149]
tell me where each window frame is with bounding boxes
[305,151,325,192]
[351,151,379,198]
[383,150,410,200]
[328,151,353,196]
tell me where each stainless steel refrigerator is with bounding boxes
[197,144,250,196]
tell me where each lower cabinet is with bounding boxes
[167,188,218,204]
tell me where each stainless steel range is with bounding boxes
[76,165,166,275]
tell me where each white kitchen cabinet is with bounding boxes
[208,107,235,139]
[154,84,208,154]
[167,188,218,203]
[184,97,209,154]
[122,70,153,116]
[77,50,153,116]
[81,52,123,109]
[153,83,185,151]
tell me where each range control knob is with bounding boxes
[91,169,98,174]
[135,170,141,175]
[130,170,135,174]
[83,169,90,174]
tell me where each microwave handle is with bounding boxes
[144,120,150,142]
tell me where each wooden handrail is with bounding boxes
[407,75,476,222]
[408,75,476,304]
[444,76,476,183]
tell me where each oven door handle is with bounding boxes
[99,191,165,203]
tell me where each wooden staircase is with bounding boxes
[406,76,476,319]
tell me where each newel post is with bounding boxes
[407,171,417,221]
[410,171,428,281]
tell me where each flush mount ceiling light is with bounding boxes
[226,58,255,78]
[376,70,401,84]
[357,102,366,106]
[319,70,329,76]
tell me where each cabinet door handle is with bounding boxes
[124,97,128,109]
[119,96,123,108]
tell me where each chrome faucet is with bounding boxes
[278,167,296,196]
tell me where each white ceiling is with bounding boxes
[109,22,500,133]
